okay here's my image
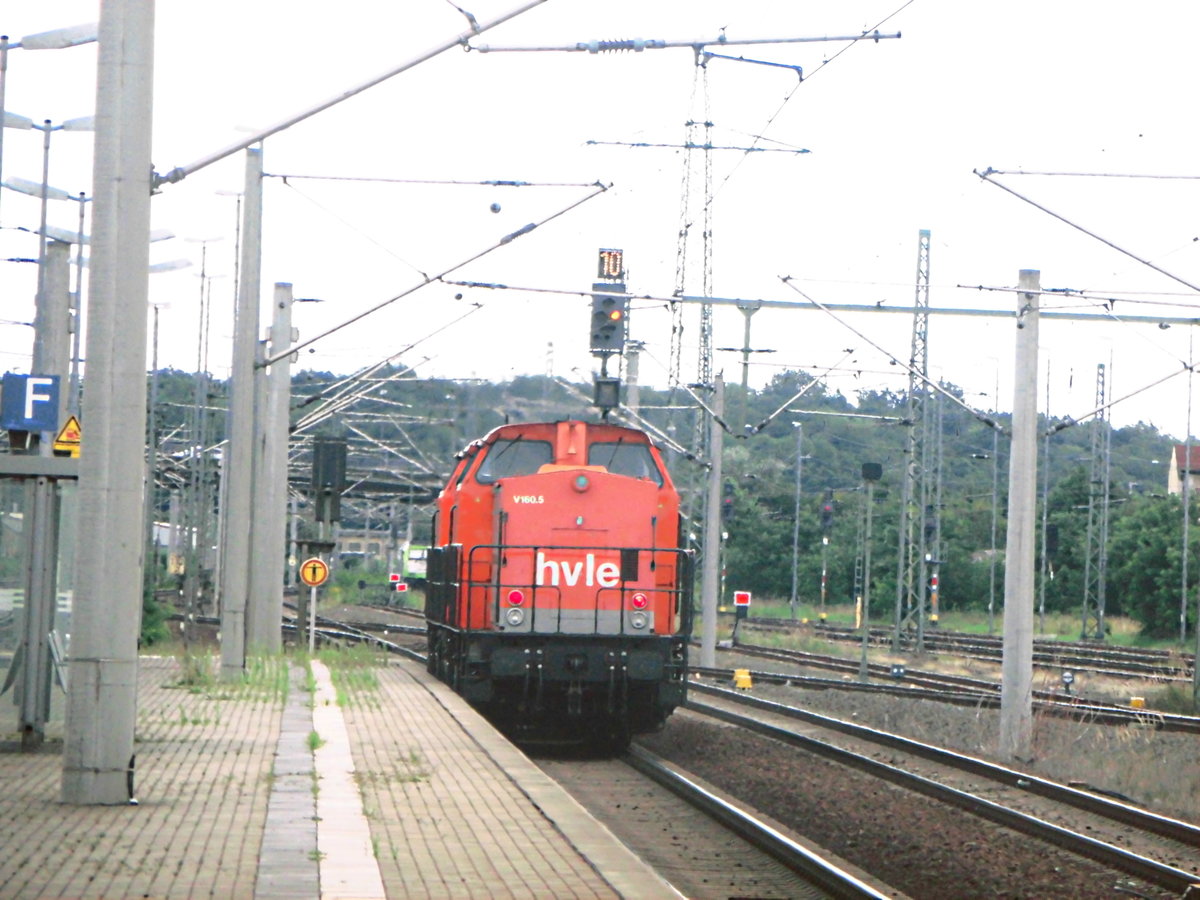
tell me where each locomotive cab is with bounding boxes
[426,420,692,746]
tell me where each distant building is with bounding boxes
[1168,444,1200,496]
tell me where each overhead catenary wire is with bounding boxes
[707,1,913,208]
[957,282,1200,310]
[261,182,609,368]
[264,172,601,188]
[551,375,693,460]
[973,168,1200,295]
[981,169,1200,180]
[151,0,550,189]
[779,276,1010,434]
[292,359,426,435]
[469,30,901,54]
[1044,364,1193,436]
[958,283,1195,370]
[275,177,428,280]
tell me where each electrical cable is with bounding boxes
[780,275,1009,434]
[707,0,915,208]
[260,182,609,367]
[265,172,597,188]
[973,168,1200,295]
[276,177,428,280]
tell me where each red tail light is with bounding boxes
[507,589,525,606]
[631,592,648,609]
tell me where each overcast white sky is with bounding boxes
[4,1,1200,442]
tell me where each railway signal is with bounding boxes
[589,293,628,353]
[590,247,628,355]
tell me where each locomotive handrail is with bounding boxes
[458,543,692,638]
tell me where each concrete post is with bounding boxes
[247,337,270,648]
[247,283,293,652]
[699,376,723,668]
[219,147,262,679]
[625,342,641,416]
[63,0,155,804]
[33,241,72,429]
[999,270,1040,760]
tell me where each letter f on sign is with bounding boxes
[25,377,53,420]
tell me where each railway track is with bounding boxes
[540,749,895,899]
[710,641,1200,734]
[665,690,1200,898]
[282,605,1200,896]
[744,616,1196,682]
[312,607,897,898]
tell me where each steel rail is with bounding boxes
[717,642,1200,733]
[623,745,891,900]
[745,616,1196,675]
[690,685,1200,849]
[686,696,1200,893]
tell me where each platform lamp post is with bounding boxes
[0,23,97,228]
[28,117,94,284]
[858,462,883,682]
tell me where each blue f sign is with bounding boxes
[1,373,61,432]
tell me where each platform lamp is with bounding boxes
[0,23,98,228]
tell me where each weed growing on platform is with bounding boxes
[174,650,216,691]
[319,644,383,707]
[307,730,326,751]
[166,650,288,702]
[354,765,429,786]
[175,705,212,726]
[243,654,290,702]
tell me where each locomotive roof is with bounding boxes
[456,419,653,458]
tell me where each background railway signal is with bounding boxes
[820,489,834,531]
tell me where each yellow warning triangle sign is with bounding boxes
[54,415,82,457]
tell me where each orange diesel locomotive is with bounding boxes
[425,419,693,745]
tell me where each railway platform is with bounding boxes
[0,652,679,899]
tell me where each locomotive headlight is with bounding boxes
[573,474,590,493]
[630,611,648,630]
[631,592,648,610]
[505,607,525,627]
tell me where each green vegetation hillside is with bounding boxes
[147,365,1191,642]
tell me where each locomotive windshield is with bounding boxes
[588,441,663,485]
[475,438,553,483]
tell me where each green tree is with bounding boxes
[1107,494,1187,638]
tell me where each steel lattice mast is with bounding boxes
[1082,362,1112,639]
[893,229,932,650]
